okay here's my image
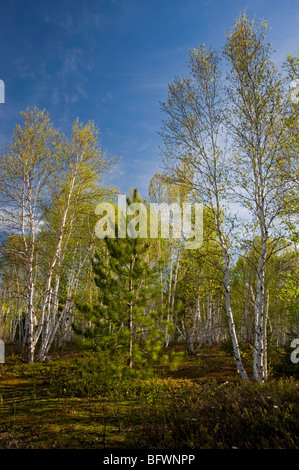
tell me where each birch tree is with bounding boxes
[160,45,248,379]
[174,208,224,353]
[224,13,288,381]
[0,108,117,362]
[0,108,59,362]
[34,119,116,362]
[148,172,184,347]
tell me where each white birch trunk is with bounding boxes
[263,289,269,379]
[222,239,248,380]
[253,236,267,383]
[37,245,91,361]
[164,244,174,347]
[27,259,35,363]
[33,164,78,357]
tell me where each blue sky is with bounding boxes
[0,0,299,198]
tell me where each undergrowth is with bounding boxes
[0,344,298,449]
[134,377,299,449]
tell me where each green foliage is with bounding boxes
[1,344,298,449]
[1,13,299,385]
[273,344,299,380]
[220,339,235,355]
[48,353,150,398]
[136,378,299,449]
[77,188,170,375]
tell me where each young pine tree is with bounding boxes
[79,189,166,372]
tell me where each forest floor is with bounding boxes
[0,341,298,449]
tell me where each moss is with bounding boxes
[0,344,298,449]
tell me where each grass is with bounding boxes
[0,342,298,449]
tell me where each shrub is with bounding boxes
[135,378,299,449]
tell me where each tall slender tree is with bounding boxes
[80,189,164,370]
[224,12,288,381]
[160,44,248,379]
[0,108,117,362]
[0,108,59,362]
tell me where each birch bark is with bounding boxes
[160,45,248,379]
